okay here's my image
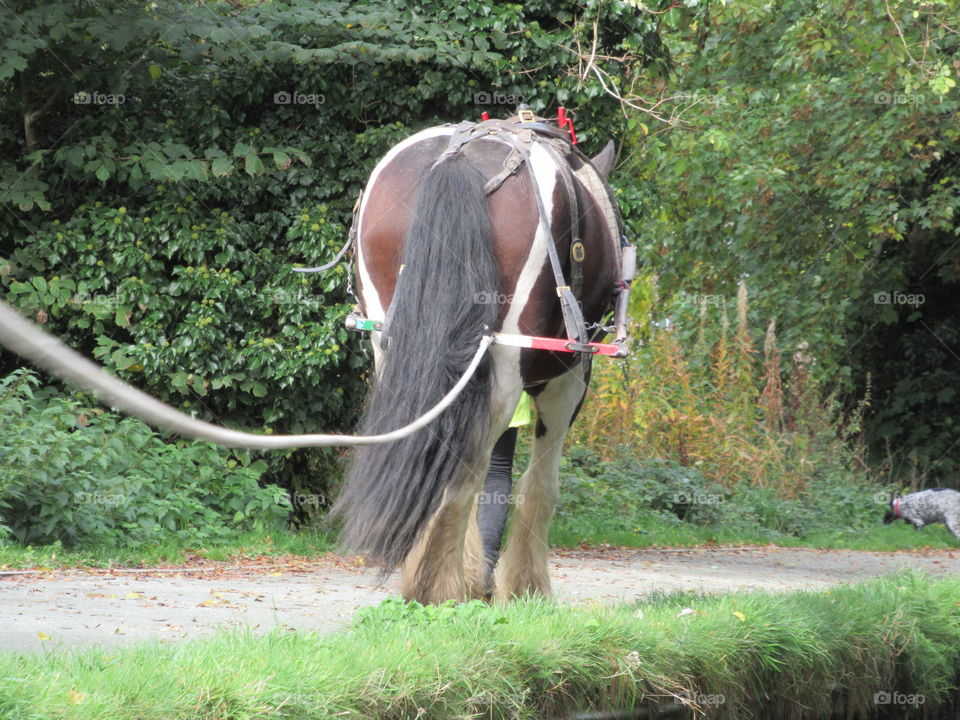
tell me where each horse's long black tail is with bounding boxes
[333,152,500,570]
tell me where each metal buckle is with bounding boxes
[564,341,601,354]
[571,241,585,263]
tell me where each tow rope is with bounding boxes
[0,300,492,449]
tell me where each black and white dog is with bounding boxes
[884,489,960,538]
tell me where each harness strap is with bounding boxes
[380,263,405,350]
[483,148,524,195]
[509,138,588,347]
[541,141,584,302]
[535,139,590,374]
[403,119,592,354]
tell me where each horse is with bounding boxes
[0,111,630,606]
[332,113,629,604]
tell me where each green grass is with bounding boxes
[2,520,954,573]
[1,572,958,719]
[0,529,336,570]
[551,513,960,552]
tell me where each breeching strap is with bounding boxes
[0,300,493,449]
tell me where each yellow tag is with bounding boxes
[508,393,532,428]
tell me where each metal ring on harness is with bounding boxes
[571,241,585,263]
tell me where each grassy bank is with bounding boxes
[1,510,955,572]
[0,529,335,570]
[550,512,960,552]
[547,447,959,553]
[2,572,958,719]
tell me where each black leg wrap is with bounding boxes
[477,427,518,589]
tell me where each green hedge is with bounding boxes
[0,0,648,498]
[0,369,289,547]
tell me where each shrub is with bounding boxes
[571,277,873,496]
[0,369,290,547]
[555,447,730,531]
[554,444,885,540]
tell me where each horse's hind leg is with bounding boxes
[496,363,590,601]
[401,361,523,604]
[400,460,488,604]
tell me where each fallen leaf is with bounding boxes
[199,599,227,607]
[732,611,746,622]
[37,631,51,641]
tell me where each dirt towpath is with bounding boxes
[4,545,959,653]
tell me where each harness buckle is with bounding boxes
[571,241,585,263]
[565,341,601,354]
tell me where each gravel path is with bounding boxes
[3,546,959,653]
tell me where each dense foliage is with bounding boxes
[0,369,288,546]
[621,0,959,482]
[1,0,957,544]
[0,0,651,498]
[554,445,886,543]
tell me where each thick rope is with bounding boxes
[0,300,492,449]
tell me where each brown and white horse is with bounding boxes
[0,115,625,607]
[334,119,622,604]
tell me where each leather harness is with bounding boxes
[415,116,610,370]
[325,114,631,364]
